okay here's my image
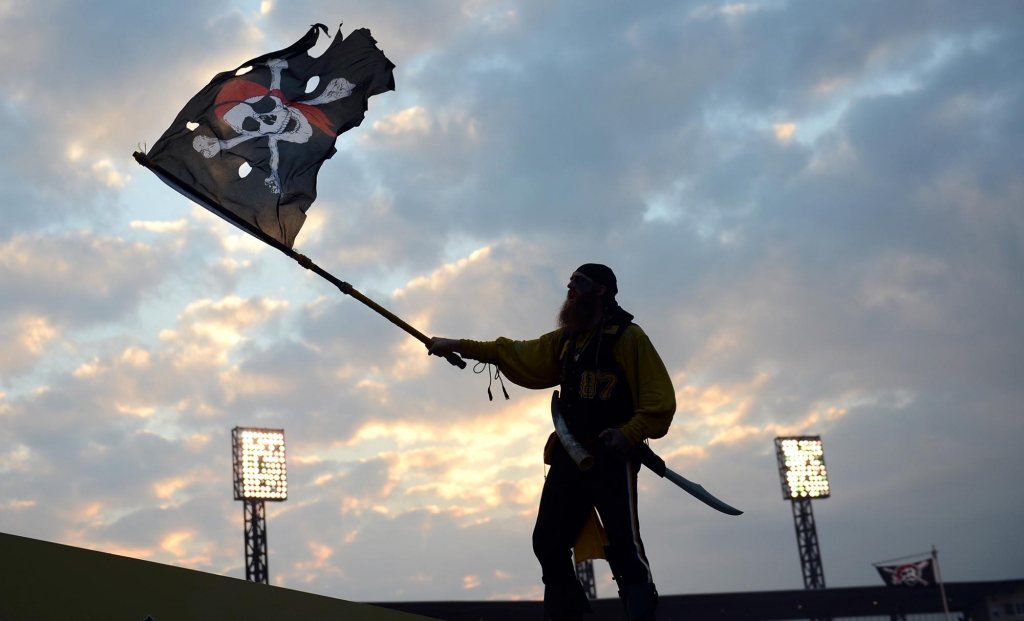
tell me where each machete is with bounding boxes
[633,443,743,516]
[551,390,743,516]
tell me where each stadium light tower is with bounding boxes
[576,558,597,600]
[232,427,288,584]
[775,436,830,590]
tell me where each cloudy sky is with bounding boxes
[1,0,1022,604]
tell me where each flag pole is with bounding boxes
[133,152,466,370]
[293,253,466,368]
[932,544,951,621]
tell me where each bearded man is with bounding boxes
[429,264,676,621]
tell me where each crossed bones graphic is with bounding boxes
[192,59,354,194]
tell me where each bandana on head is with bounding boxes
[575,263,617,296]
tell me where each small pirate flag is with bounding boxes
[875,558,937,588]
[140,23,394,249]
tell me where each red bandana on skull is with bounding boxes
[214,79,338,137]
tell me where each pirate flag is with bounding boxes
[140,24,395,249]
[876,558,937,588]
[135,24,465,369]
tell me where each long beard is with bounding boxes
[557,291,600,334]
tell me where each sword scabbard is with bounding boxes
[550,391,594,471]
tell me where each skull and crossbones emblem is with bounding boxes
[881,561,931,587]
[193,59,354,194]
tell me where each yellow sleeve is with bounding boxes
[614,325,676,445]
[460,329,564,390]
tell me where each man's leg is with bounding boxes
[534,445,596,620]
[593,452,658,621]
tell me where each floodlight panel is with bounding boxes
[774,436,830,500]
[232,427,287,501]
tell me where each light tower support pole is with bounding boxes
[243,499,269,584]
[791,497,825,589]
[575,559,597,600]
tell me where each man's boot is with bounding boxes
[542,581,592,620]
[617,582,658,621]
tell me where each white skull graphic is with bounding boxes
[221,95,312,142]
[192,58,354,194]
[882,561,931,587]
[897,565,922,586]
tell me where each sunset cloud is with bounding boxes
[1,0,1021,605]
